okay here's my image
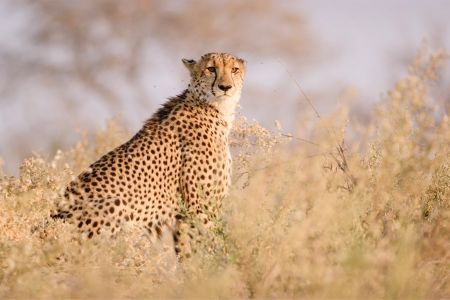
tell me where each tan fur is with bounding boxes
[52,53,246,257]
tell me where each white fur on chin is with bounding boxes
[210,92,241,131]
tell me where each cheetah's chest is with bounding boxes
[176,114,231,204]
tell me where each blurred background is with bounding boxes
[1,0,449,175]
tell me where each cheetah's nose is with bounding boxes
[218,84,232,92]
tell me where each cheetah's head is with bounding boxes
[182,53,246,117]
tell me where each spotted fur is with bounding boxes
[52,53,246,258]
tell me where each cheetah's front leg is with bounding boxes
[173,208,220,261]
[173,216,193,260]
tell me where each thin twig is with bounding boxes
[278,58,342,146]
[277,60,357,192]
[277,59,321,119]
[280,133,319,146]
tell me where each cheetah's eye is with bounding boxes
[207,67,216,72]
[231,67,239,73]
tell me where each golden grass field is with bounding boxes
[0,52,449,299]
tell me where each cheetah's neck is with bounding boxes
[208,92,240,132]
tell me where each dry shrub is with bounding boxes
[0,51,449,298]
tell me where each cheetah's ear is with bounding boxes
[182,58,196,74]
[238,58,247,70]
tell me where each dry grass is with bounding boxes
[1,51,449,299]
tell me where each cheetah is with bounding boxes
[52,52,246,258]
